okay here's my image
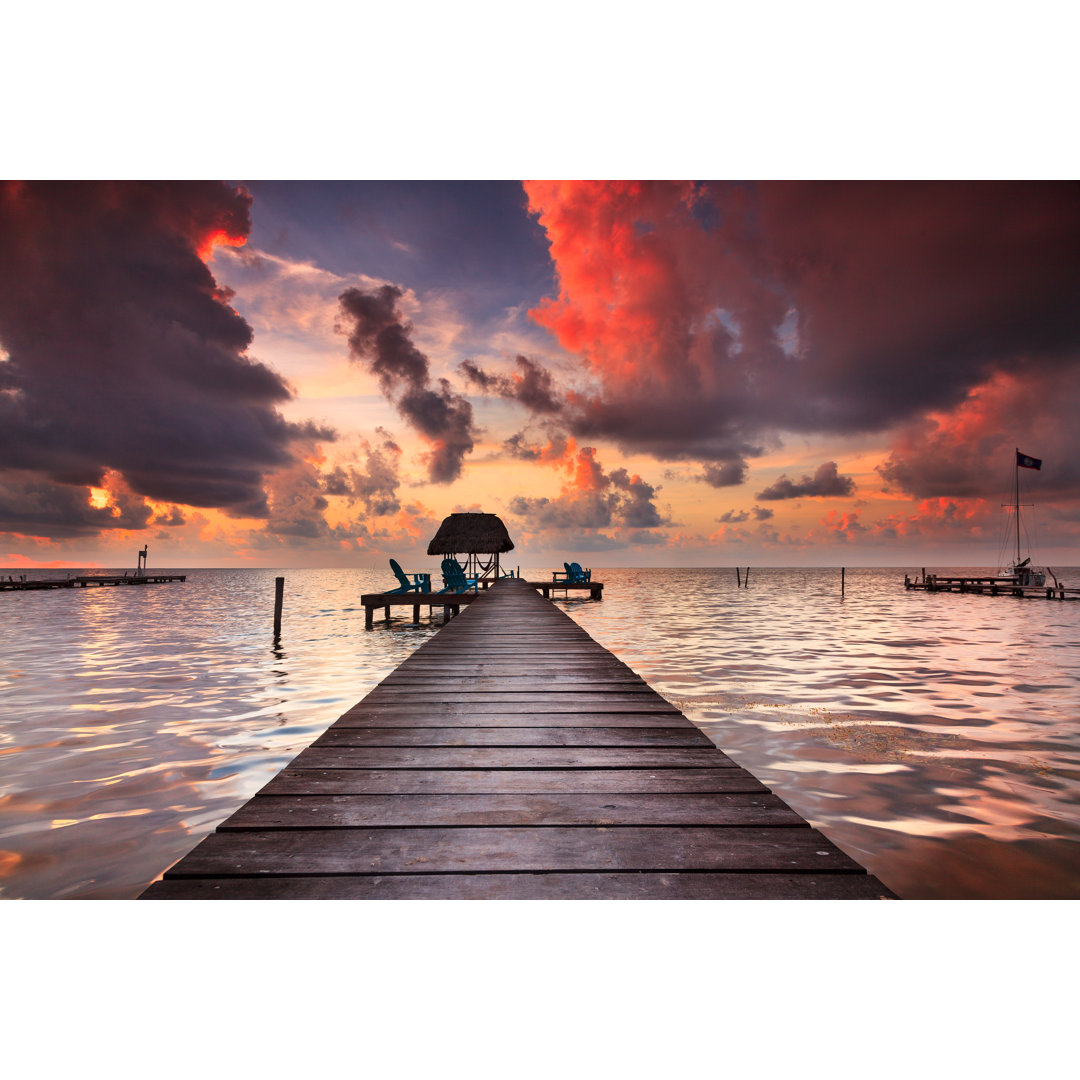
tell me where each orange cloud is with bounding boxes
[197,227,247,261]
[821,510,864,541]
[524,180,710,386]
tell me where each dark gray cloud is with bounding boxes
[0,182,330,526]
[503,432,543,460]
[460,355,563,413]
[717,508,749,523]
[608,468,663,527]
[502,431,569,461]
[717,505,775,524]
[717,505,777,522]
[756,461,855,500]
[338,284,476,483]
[701,459,749,487]
[0,472,151,538]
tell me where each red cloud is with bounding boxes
[522,181,1080,478]
[879,368,1080,502]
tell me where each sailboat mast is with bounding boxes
[1015,447,1021,564]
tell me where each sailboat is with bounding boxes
[996,448,1047,588]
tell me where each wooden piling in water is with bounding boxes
[142,578,894,900]
[273,577,284,637]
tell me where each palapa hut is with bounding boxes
[427,512,515,584]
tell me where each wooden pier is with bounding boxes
[905,574,1078,600]
[1,573,186,592]
[361,577,602,627]
[143,578,893,900]
[527,579,604,600]
[360,589,480,629]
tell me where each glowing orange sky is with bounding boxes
[1,181,1078,570]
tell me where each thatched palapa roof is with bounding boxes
[427,513,515,555]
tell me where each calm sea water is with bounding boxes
[2,565,1078,899]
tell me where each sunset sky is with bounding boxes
[2,180,1079,570]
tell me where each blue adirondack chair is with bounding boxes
[438,557,479,593]
[553,561,591,583]
[387,558,429,594]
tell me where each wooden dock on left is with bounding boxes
[0,574,186,592]
[143,578,894,900]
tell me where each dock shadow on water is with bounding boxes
[2,565,1078,899]
[554,566,1080,900]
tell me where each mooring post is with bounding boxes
[744,567,750,587]
[273,576,284,637]
[841,567,845,596]
[736,567,741,587]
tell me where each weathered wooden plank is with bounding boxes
[143,872,895,900]
[382,675,642,685]
[350,700,684,715]
[360,691,665,704]
[259,768,769,795]
[334,711,698,729]
[218,792,805,829]
[312,726,714,748]
[415,646,616,654]
[291,746,734,769]
[380,675,649,688]
[164,825,865,876]
[387,661,638,672]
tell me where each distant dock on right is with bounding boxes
[905,571,1078,601]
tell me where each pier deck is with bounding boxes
[527,579,603,600]
[361,577,602,628]
[143,578,893,899]
[359,589,480,628]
